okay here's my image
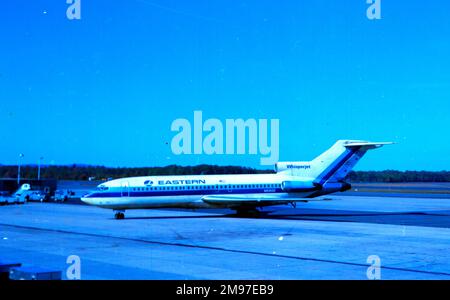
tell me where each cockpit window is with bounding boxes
[97,185,109,191]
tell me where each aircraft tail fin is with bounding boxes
[276,140,393,184]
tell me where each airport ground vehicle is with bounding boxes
[0,191,12,205]
[1,191,25,205]
[0,191,9,204]
[27,191,47,202]
[0,184,48,204]
[15,195,27,204]
[13,184,32,203]
[0,197,17,205]
[53,190,74,202]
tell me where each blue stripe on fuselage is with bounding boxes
[86,187,283,198]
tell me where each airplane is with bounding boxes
[81,140,393,219]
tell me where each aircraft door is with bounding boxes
[121,181,130,197]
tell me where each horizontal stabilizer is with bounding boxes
[343,141,394,149]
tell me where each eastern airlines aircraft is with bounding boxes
[82,140,392,219]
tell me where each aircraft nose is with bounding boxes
[81,193,94,205]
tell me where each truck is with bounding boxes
[13,184,33,203]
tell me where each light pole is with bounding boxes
[38,157,44,181]
[17,153,24,185]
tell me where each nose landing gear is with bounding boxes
[114,210,125,220]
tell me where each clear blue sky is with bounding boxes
[1,0,449,170]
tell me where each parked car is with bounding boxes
[1,196,19,205]
[0,192,8,205]
[53,190,72,202]
[27,191,47,202]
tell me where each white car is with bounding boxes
[0,193,9,205]
[26,191,47,202]
[0,191,24,205]
[53,190,72,202]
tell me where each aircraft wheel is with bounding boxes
[114,212,125,220]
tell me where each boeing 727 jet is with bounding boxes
[81,140,392,219]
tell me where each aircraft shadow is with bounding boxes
[125,208,450,229]
[122,214,231,220]
[237,209,450,229]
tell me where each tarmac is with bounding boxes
[1,194,450,279]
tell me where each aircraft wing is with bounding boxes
[201,194,332,207]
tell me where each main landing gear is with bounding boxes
[114,210,125,220]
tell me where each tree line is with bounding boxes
[0,164,449,182]
[347,170,450,183]
[0,164,270,181]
